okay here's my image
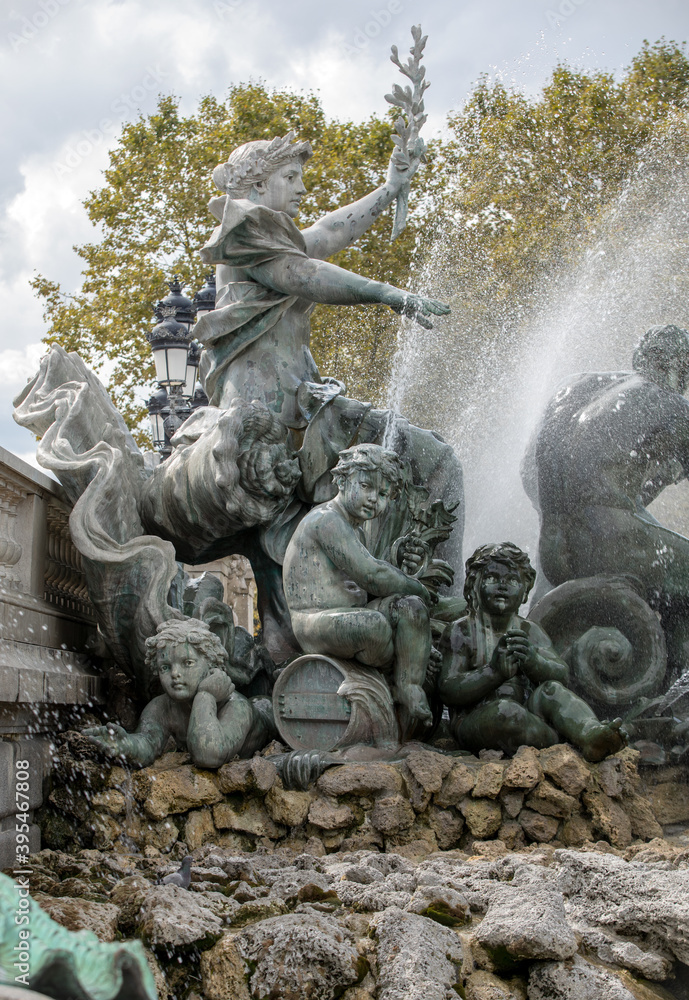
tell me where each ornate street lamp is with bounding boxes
[147,387,169,451]
[156,276,196,332]
[147,314,192,387]
[193,273,216,320]
[183,340,202,399]
[146,274,215,457]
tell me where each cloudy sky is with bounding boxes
[1,0,688,467]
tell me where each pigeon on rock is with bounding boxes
[157,855,193,888]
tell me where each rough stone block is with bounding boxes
[213,800,284,839]
[237,912,360,999]
[89,790,126,816]
[134,765,223,819]
[429,806,464,850]
[184,808,217,851]
[499,789,524,819]
[622,792,663,841]
[317,762,403,796]
[217,758,276,794]
[200,933,251,1000]
[646,781,689,825]
[370,795,415,834]
[583,790,632,848]
[539,745,590,796]
[373,906,463,999]
[475,884,577,960]
[560,814,594,847]
[526,779,578,819]
[503,747,542,791]
[406,884,470,925]
[497,821,525,851]
[434,761,476,806]
[404,749,454,793]
[401,766,433,812]
[460,798,502,839]
[308,796,354,830]
[138,884,225,947]
[465,969,526,1000]
[528,954,637,1000]
[472,762,505,799]
[518,808,559,843]
[35,895,120,942]
[265,786,312,827]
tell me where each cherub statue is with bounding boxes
[84,619,275,768]
[437,542,627,761]
[283,443,435,737]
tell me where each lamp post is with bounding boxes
[146,275,214,457]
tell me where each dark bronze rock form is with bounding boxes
[527,575,668,711]
[524,324,689,678]
[438,542,627,761]
[0,872,157,1000]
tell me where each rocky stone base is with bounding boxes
[40,741,666,858]
[15,834,689,1000]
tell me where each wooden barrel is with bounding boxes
[272,654,398,752]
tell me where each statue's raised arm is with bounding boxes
[194,26,443,422]
[196,128,445,416]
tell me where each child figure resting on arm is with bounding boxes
[283,443,435,738]
[85,619,274,768]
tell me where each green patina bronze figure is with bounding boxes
[0,873,156,1000]
[84,619,275,768]
[283,443,435,737]
[524,324,689,676]
[438,542,627,761]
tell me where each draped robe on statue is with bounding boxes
[194,195,464,543]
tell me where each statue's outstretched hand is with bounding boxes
[83,723,128,754]
[393,293,451,330]
[197,669,235,703]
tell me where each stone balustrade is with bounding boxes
[0,445,102,867]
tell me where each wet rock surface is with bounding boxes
[12,744,689,998]
[10,827,688,1000]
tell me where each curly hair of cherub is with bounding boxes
[332,444,404,491]
[464,542,536,611]
[144,619,229,674]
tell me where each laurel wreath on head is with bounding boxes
[215,131,313,197]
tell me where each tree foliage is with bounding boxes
[33,40,689,442]
[438,37,689,310]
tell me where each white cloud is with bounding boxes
[0,343,46,394]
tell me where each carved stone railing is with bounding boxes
[0,444,102,867]
[44,500,93,618]
[0,468,28,593]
